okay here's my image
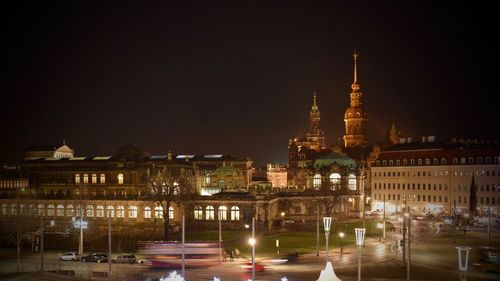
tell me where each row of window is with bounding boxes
[193,205,240,221]
[373,170,499,178]
[312,173,356,190]
[373,182,448,191]
[374,193,449,203]
[74,173,124,184]
[0,203,242,221]
[376,156,500,167]
[0,180,29,189]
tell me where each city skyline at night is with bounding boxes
[3,2,498,166]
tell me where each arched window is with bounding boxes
[117,173,124,184]
[194,205,203,220]
[66,205,74,216]
[348,174,357,190]
[154,206,163,219]
[144,207,151,219]
[206,206,215,220]
[38,204,44,216]
[218,206,228,220]
[1,204,7,216]
[116,206,125,218]
[75,174,81,184]
[313,174,321,190]
[128,206,138,218]
[86,205,94,217]
[100,174,106,184]
[57,205,64,217]
[29,204,36,216]
[231,206,240,221]
[47,204,55,216]
[92,174,97,184]
[205,173,211,185]
[403,159,408,165]
[83,174,89,184]
[96,205,104,217]
[106,206,114,218]
[410,159,415,165]
[329,173,341,190]
[169,206,174,219]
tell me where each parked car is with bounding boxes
[58,252,79,261]
[112,254,137,264]
[81,253,108,263]
[241,262,265,272]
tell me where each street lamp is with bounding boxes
[355,228,366,281]
[323,217,332,264]
[248,217,256,281]
[338,232,345,253]
[281,212,285,229]
[377,222,384,242]
[456,246,471,281]
[405,211,411,281]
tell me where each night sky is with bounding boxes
[2,1,498,166]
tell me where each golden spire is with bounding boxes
[312,92,318,110]
[351,52,360,92]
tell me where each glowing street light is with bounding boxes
[249,217,256,281]
[338,232,345,253]
[323,217,332,264]
[456,246,471,281]
[355,228,366,281]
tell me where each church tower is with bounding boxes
[305,93,326,150]
[343,53,368,147]
[389,121,399,145]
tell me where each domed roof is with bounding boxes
[313,152,357,168]
[344,107,367,118]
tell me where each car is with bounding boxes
[58,252,79,261]
[241,262,265,272]
[112,254,137,264]
[81,253,108,263]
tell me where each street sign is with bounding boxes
[73,220,88,229]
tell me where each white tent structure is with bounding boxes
[316,262,341,281]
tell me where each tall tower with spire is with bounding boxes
[388,121,399,145]
[343,52,368,148]
[305,93,325,150]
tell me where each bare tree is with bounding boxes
[148,165,193,241]
[312,174,341,217]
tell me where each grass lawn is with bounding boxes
[184,219,393,258]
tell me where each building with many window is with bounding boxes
[371,138,500,217]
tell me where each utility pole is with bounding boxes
[182,215,185,278]
[108,206,111,281]
[402,195,407,267]
[383,194,386,240]
[40,214,44,271]
[79,184,83,256]
[407,211,411,281]
[316,205,319,256]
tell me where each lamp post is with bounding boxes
[456,246,471,281]
[355,228,366,281]
[248,217,256,281]
[281,212,285,229]
[316,205,320,257]
[338,232,345,253]
[377,222,383,242]
[323,217,332,264]
[405,211,410,281]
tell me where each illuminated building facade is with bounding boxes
[371,138,500,217]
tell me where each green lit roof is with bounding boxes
[213,165,238,176]
[313,152,357,168]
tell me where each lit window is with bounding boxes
[83,174,89,184]
[55,204,64,216]
[118,173,124,184]
[47,204,55,216]
[460,157,466,164]
[100,174,106,184]
[1,204,8,216]
[206,206,215,220]
[128,206,138,218]
[410,159,415,165]
[96,205,104,217]
[92,174,97,184]
[313,174,321,190]
[425,159,430,165]
[86,205,94,217]
[218,206,228,220]
[154,206,163,219]
[144,207,151,219]
[66,205,74,216]
[205,173,211,185]
[75,174,81,184]
[231,206,240,221]
[329,173,341,191]
[396,159,401,165]
[194,205,203,220]
[116,206,125,218]
[348,174,356,190]
[38,204,44,216]
[169,206,174,219]
[106,206,114,218]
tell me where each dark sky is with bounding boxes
[2,1,498,166]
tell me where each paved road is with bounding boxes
[1,220,499,280]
